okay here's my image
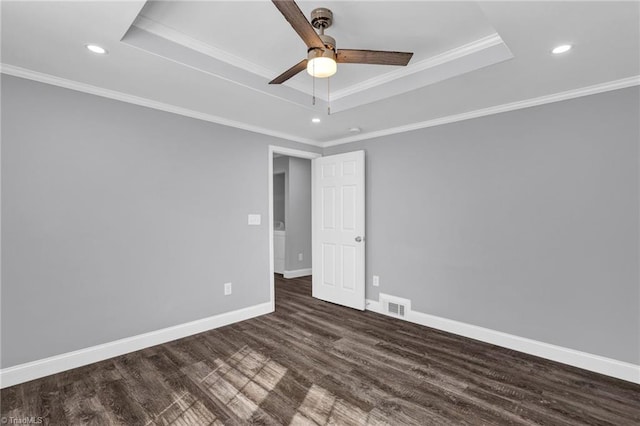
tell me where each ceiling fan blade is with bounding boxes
[272,0,324,50]
[336,49,414,66]
[269,59,308,84]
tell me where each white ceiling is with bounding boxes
[2,1,639,147]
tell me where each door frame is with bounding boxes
[268,145,322,311]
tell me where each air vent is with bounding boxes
[388,302,405,317]
[379,293,411,319]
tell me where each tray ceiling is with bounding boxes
[1,1,638,146]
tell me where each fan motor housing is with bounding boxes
[311,8,333,30]
[308,45,336,62]
[319,34,336,51]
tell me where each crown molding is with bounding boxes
[2,64,637,150]
[134,16,276,80]
[131,17,510,110]
[0,64,321,148]
[330,33,506,101]
[132,16,313,98]
[322,75,640,147]
[122,25,324,112]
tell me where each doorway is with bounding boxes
[268,146,321,311]
[268,146,366,312]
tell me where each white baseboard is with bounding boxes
[366,299,639,384]
[4,298,637,388]
[283,268,312,279]
[0,302,273,389]
[366,299,383,312]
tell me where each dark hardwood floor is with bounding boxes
[2,275,639,425]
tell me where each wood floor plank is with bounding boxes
[93,378,151,425]
[2,275,639,425]
[60,376,115,425]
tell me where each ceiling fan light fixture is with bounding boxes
[269,1,413,87]
[307,49,337,78]
[307,57,337,78]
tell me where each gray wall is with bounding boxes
[272,156,312,272]
[273,172,285,225]
[2,74,638,369]
[326,87,640,364]
[0,75,320,368]
[285,157,312,272]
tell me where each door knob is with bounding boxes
[355,236,363,242]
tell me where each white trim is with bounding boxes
[121,25,321,113]
[0,64,322,148]
[330,34,506,101]
[134,16,276,81]
[131,17,311,99]
[365,299,640,384]
[366,298,382,312]
[268,146,321,313]
[3,63,637,149]
[329,39,511,114]
[283,268,313,279]
[269,146,322,160]
[324,75,640,147]
[0,302,272,389]
[268,149,275,312]
[130,20,507,108]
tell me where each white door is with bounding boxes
[312,151,365,310]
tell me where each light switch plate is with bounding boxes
[248,214,261,225]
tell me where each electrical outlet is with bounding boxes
[372,275,380,287]
[247,214,261,225]
[224,282,232,295]
[298,253,303,261]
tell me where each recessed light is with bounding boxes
[552,44,572,54]
[311,118,321,123]
[349,127,361,134]
[85,44,108,55]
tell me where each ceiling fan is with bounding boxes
[269,0,414,84]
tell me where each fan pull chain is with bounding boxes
[312,60,316,105]
[327,76,331,115]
